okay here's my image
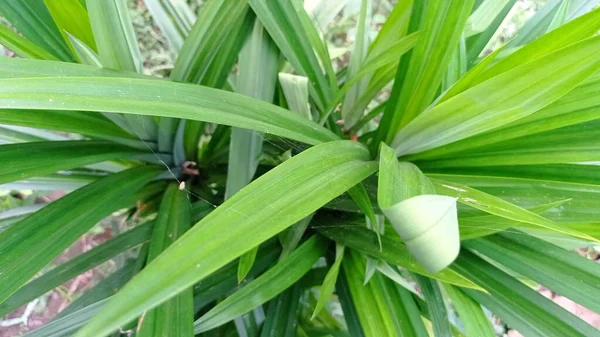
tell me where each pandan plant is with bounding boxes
[0,0,599,336]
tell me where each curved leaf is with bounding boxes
[195,236,327,333]
[0,141,144,185]
[75,141,377,337]
[0,166,162,304]
[0,73,338,146]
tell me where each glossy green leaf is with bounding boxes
[193,242,280,312]
[342,250,428,337]
[443,284,495,337]
[333,32,420,124]
[171,0,248,84]
[195,236,327,332]
[279,215,313,261]
[279,73,311,120]
[67,32,102,67]
[0,140,143,185]
[23,299,109,337]
[340,0,371,129]
[377,0,474,145]
[88,0,142,72]
[316,220,481,290]
[0,166,161,304]
[455,250,600,337]
[88,0,157,140]
[508,0,598,48]
[426,169,600,224]
[0,204,45,234]
[201,9,255,89]
[75,141,377,337]
[464,0,511,37]
[0,109,135,141]
[44,0,97,52]
[378,143,459,272]
[227,20,279,281]
[0,24,59,60]
[458,199,571,240]
[409,73,600,161]
[138,184,194,337]
[414,275,451,337]
[0,0,72,61]
[393,35,600,156]
[143,0,195,52]
[0,221,153,317]
[260,284,302,337]
[336,271,366,337]
[465,231,600,313]
[312,243,344,319]
[249,0,333,111]
[432,178,598,242]
[0,65,339,146]
[465,0,515,64]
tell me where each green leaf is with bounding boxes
[376,0,475,144]
[455,250,600,337]
[0,221,153,317]
[23,299,109,337]
[88,0,141,72]
[465,0,515,64]
[0,0,72,60]
[446,6,600,102]
[316,220,481,290]
[227,20,280,281]
[442,284,495,337]
[312,243,345,319]
[0,24,59,60]
[0,140,143,185]
[260,284,302,337]
[279,73,312,120]
[171,0,248,84]
[195,236,327,333]
[200,9,255,89]
[88,0,157,140]
[414,275,451,337]
[465,231,600,313]
[508,0,598,48]
[0,166,161,304]
[67,32,102,67]
[340,0,372,129]
[425,169,600,224]
[279,215,313,261]
[336,271,366,337]
[342,250,428,337]
[0,109,135,141]
[378,143,459,272]
[0,73,338,147]
[409,73,600,162]
[340,1,415,130]
[392,35,600,156]
[418,119,600,167]
[138,184,194,337]
[431,178,599,243]
[249,0,333,111]
[464,0,511,37]
[44,0,97,52]
[458,199,571,240]
[143,0,196,52]
[75,141,376,337]
[334,32,420,113]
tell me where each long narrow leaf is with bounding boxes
[0,166,161,303]
[75,141,377,337]
[195,236,327,333]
